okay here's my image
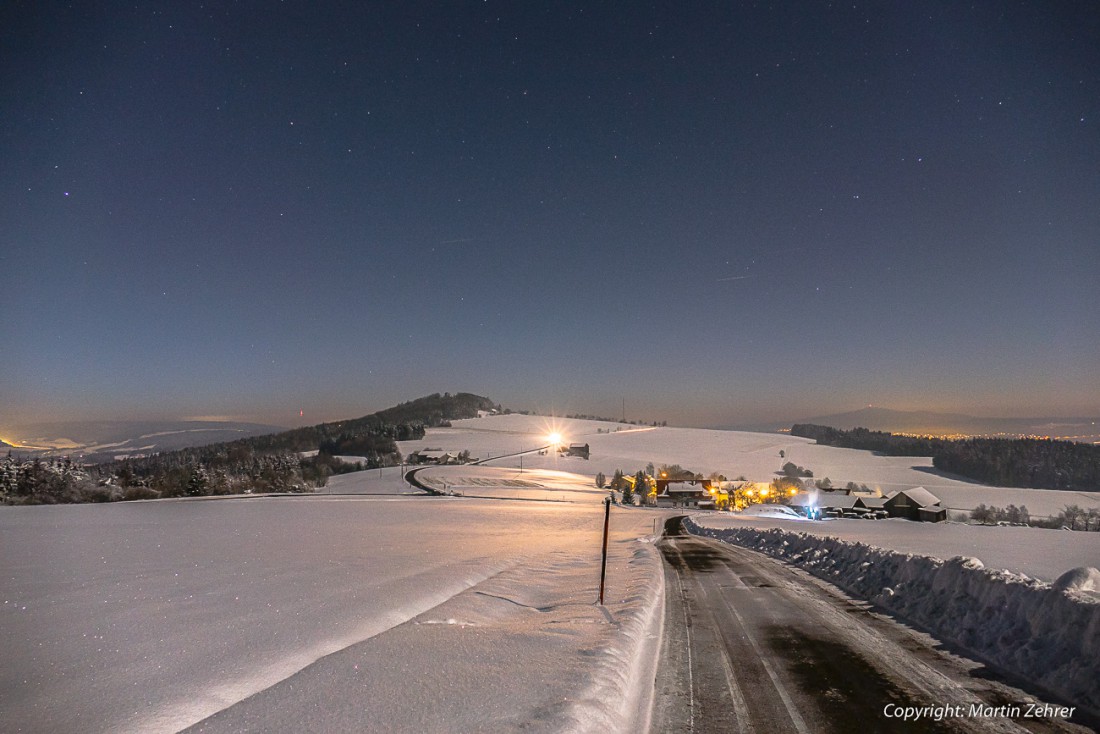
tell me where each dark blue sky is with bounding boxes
[3,2,1098,428]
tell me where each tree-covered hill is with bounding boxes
[2,392,499,504]
[236,392,498,455]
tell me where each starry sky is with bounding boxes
[2,1,1098,429]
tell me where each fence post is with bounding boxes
[598,497,610,605]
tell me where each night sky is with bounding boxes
[3,2,1098,429]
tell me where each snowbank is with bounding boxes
[688,514,1100,582]
[683,517,1100,714]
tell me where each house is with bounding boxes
[853,497,886,514]
[409,450,459,465]
[563,443,590,459]
[884,487,943,521]
[918,506,948,523]
[855,496,887,511]
[816,493,862,513]
[655,479,715,508]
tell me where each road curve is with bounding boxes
[652,517,1092,734]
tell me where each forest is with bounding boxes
[791,424,1100,491]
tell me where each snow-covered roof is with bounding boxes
[892,486,941,507]
[415,450,458,461]
[817,493,860,509]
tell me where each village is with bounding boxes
[607,473,947,522]
[407,440,949,523]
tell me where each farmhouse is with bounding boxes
[855,496,888,514]
[884,486,944,521]
[655,479,716,508]
[562,443,590,459]
[408,450,460,465]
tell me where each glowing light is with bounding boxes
[547,432,562,446]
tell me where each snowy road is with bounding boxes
[652,518,1093,734]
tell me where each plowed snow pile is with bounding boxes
[684,517,1100,714]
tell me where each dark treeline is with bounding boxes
[790,425,942,457]
[238,392,497,455]
[2,392,498,504]
[791,424,1100,491]
[933,438,1100,491]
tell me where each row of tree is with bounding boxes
[971,503,1100,531]
[565,413,668,427]
[791,424,1100,491]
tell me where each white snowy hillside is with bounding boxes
[398,413,1100,518]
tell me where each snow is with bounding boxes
[395,414,1100,714]
[401,414,1100,517]
[739,503,804,519]
[1053,566,1100,594]
[684,516,1100,712]
[0,494,664,733]
[5,413,1099,730]
[686,513,1100,582]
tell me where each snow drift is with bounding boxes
[683,517,1100,714]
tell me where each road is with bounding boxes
[652,517,1094,734]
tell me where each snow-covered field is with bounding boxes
[4,413,1099,731]
[402,414,1100,517]
[0,494,664,733]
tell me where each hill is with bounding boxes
[2,392,499,504]
[238,392,499,455]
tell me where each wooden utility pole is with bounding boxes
[598,497,611,605]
